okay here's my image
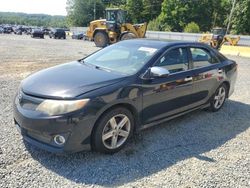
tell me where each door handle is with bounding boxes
[218,69,223,74]
[184,77,193,82]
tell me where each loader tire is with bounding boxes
[94,32,109,48]
[120,32,136,41]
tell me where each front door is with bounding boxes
[141,47,196,124]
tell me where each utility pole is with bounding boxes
[94,0,96,20]
[226,0,237,34]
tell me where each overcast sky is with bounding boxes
[0,0,67,16]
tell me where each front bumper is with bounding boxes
[13,94,96,153]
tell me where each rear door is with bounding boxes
[188,46,223,106]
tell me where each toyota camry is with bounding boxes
[13,39,237,154]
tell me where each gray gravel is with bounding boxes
[0,34,249,188]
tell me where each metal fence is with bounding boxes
[70,27,88,33]
[146,31,250,46]
[69,27,250,46]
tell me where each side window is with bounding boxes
[154,48,189,74]
[190,48,219,68]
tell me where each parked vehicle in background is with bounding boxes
[13,40,237,154]
[199,27,240,49]
[31,29,44,39]
[25,28,33,35]
[3,27,12,34]
[49,29,66,39]
[14,28,23,35]
[71,32,86,40]
[15,30,22,35]
[86,8,147,47]
[13,26,26,35]
[42,28,51,35]
[0,27,4,33]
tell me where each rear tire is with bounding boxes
[209,84,228,112]
[92,107,134,154]
[94,32,109,47]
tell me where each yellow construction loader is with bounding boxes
[199,27,240,49]
[86,8,147,47]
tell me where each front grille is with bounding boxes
[15,120,51,144]
[18,92,44,110]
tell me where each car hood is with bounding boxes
[22,61,127,99]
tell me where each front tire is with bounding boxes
[94,32,109,47]
[92,107,134,154]
[210,84,227,112]
[120,32,136,41]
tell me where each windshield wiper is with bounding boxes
[81,61,110,72]
[94,65,111,72]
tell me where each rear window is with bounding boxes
[56,29,64,32]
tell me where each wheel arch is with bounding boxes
[119,31,137,40]
[93,28,108,38]
[222,81,230,98]
[90,102,140,149]
[119,31,129,40]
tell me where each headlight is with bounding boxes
[36,99,89,116]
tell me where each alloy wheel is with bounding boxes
[102,114,131,149]
[213,86,226,109]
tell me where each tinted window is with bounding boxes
[55,29,64,32]
[191,48,219,68]
[155,48,189,73]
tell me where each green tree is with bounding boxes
[211,0,230,28]
[142,0,163,22]
[66,0,105,26]
[127,0,144,23]
[184,22,200,33]
[102,0,127,6]
[147,17,164,31]
[231,0,250,34]
[159,0,230,32]
[0,12,67,27]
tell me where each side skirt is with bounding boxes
[138,103,210,131]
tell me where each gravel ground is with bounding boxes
[0,34,249,188]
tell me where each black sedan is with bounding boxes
[31,29,44,39]
[49,29,66,39]
[13,40,237,154]
[72,32,87,40]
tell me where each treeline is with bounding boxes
[0,12,67,28]
[153,0,250,35]
[66,0,163,27]
[67,0,250,35]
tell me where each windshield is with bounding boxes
[212,29,226,35]
[84,43,159,75]
[106,10,126,24]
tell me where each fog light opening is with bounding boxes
[54,135,66,145]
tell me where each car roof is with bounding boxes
[120,39,209,49]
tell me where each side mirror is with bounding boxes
[150,67,170,78]
[141,67,170,80]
